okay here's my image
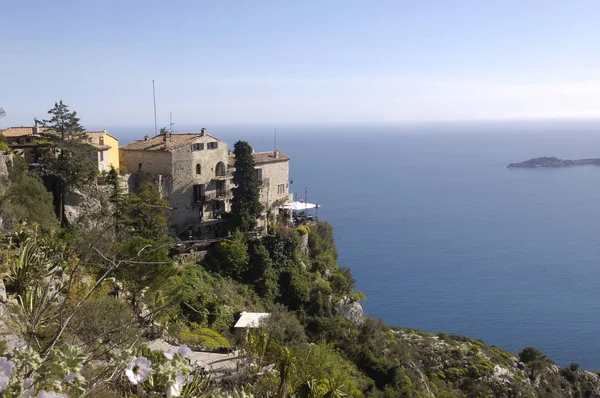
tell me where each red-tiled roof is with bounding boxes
[121,133,225,151]
[0,126,48,137]
[120,134,199,151]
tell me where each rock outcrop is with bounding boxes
[0,154,12,179]
[0,280,23,354]
[64,185,112,228]
[333,296,364,326]
[508,157,600,168]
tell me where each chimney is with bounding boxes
[33,120,39,135]
[274,149,280,159]
[200,127,207,137]
[163,133,171,149]
[144,135,149,141]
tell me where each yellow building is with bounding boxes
[86,130,120,170]
[1,126,120,172]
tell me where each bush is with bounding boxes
[204,230,249,278]
[0,172,59,230]
[180,324,231,349]
[261,303,307,347]
[297,225,310,235]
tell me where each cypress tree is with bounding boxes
[231,140,263,232]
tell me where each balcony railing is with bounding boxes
[212,173,230,180]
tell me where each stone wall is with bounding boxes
[120,148,173,178]
[257,159,290,207]
[169,136,231,231]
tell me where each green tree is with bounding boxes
[112,236,172,315]
[247,241,279,300]
[0,172,59,230]
[519,347,545,380]
[204,230,249,278]
[117,185,170,241]
[277,345,299,398]
[231,140,263,232]
[261,303,307,348]
[36,100,97,224]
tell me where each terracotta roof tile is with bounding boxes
[121,133,225,151]
[0,127,48,137]
[120,134,199,151]
[1,127,111,150]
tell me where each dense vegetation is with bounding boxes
[1,103,600,397]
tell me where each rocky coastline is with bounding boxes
[508,156,600,168]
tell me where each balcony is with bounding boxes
[257,177,270,187]
[202,191,232,201]
[212,173,230,181]
[215,190,232,200]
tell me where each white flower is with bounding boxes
[178,345,192,359]
[36,392,68,398]
[14,341,28,350]
[257,363,275,376]
[64,372,77,383]
[22,378,34,397]
[166,374,187,397]
[124,356,152,385]
[164,345,192,360]
[0,356,15,392]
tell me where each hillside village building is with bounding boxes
[119,129,290,238]
[0,126,119,172]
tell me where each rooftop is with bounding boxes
[233,312,270,329]
[1,127,113,150]
[0,126,48,137]
[121,132,224,151]
[228,150,290,167]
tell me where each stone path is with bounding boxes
[146,339,241,376]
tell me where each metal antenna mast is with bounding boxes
[274,128,277,152]
[152,80,158,136]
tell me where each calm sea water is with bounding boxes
[110,121,600,368]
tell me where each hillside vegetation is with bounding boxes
[1,106,600,396]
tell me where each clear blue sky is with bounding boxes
[2,0,600,127]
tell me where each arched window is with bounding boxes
[196,164,201,174]
[215,161,226,177]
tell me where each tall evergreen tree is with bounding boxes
[36,101,97,224]
[231,140,263,232]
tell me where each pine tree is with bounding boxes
[231,140,263,232]
[36,101,97,224]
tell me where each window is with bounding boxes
[255,168,263,184]
[193,184,205,203]
[207,142,218,149]
[196,164,201,174]
[138,163,142,172]
[99,136,104,145]
[215,161,226,177]
[99,151,104,161]
[277,184,285,195]
[192,143,204,151]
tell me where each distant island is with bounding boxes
[508,156,600,168]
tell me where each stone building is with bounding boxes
[0,126,117,172]
[229,149,290,229]
[120,129,290,238]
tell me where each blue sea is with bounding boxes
[109,120,600,369]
